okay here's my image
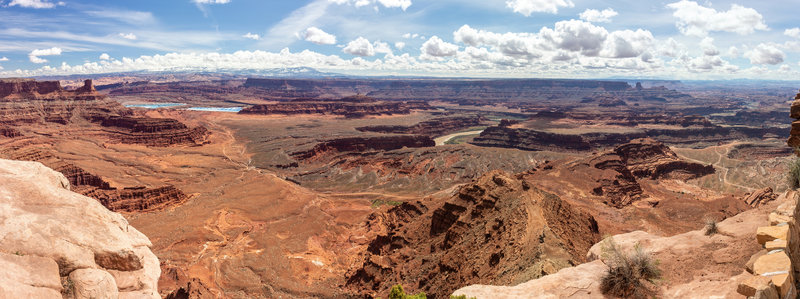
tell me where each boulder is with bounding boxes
[0,159,160,298]
[737,275,777,297]
[756,225,790,245]
[69,268,119,299]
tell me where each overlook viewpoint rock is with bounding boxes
[0,158,160,298]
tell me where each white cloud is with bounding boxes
[395,41,405,50]
[421,36,458,58]
[600,29,654,58]
[28,47,62,63]
[0,57,8,61]
[330,0,412,10]
[744,43,785,65]
[540,20,608,57]
[579,8,617,23]
[343,37,375,56]
[699,37,719,56]
[373,40,393,54]
[505,0,574,16]
[99,53,110,60]
[666,1,768,36]
[727,46,740,58]
[193,0,230,4]
[118,33,137,40]
[303,27,336,45]
[785,28,800,39]
[243,33,261,40]
[8,0,63,9]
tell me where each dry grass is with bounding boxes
[788,156,800,190]
[600,238,661,298]
[704,217,718,236]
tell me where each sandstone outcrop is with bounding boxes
[292,135,435,160]
[1,147,189,213]
[243,78,632,101]
[0,79,209,147]
[789,89,800,149]
[356,115,487,137]
[97,116,209,147]
[455,191,777,298]
[570,138,715,208]
[472,124,782,152]
[345,170,601,297]
[238,96,431,118]
[0,158,160,298]
[744,187,779,208]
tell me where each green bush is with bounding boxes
[388,284,427,299]
[789,156,800,190]
[450,295,477,299]
[600,238,660,298]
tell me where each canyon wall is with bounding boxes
[292,135,435,160]
[356,115,487,137]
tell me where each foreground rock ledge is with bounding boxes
[0,158,160,298]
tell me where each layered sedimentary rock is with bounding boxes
[0,79,130,125]
[473,124,784,152]
[570,138,715,208]
[788,90,800,149]
[530,110,714,127]
[356,115,487,137]
[292,135,435,160]
[97,116,208,147]
[243,78,632,100]
[0,79,209,147]
[743,187,778,207]
[239,96,431,118]
[1,147,188,213]
[345,171,601,297]
[0,159,160,298]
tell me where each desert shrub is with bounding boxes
[789,155,800,190]
[388,284,427,299]
[600,238,661,298]
[703,218,718,236]
[450,295,476,299]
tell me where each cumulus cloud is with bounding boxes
[242,33,261,40]
[303,27,336,45]
[421,36,458,58]
[373,41,393,55]
[193,0,231,4]
[395,41,405,50]
[506,0,574,16]
[601,29,654,58]
[579,8,617,23]
[8,0,64,9]
[785,28,800,39]
[99,53,110,60]
[666,1,768,36]
[343,37,375,56]
[540,20,608,57]
[699,37,719,56]
[118,33,137,40]
[28,47,62,63]
[744,44,785,65]
[0,57,8,61]
[330,0,412,10]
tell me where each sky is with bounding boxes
[0,0,799,79]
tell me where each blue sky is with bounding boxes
[1,0,799,79]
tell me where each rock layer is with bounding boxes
[238,96,431,118]
[0,158,160,298]
[292,135,435,160]
[345,170,601,297]
[0,78,208,147]
[1,147,189,213]
[571,138,715,208]
[356,115,487,137]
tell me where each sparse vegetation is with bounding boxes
[600,238,661,298]
[371,199,404,208]
[450,295,476,299]
[789,155,800,190]
[388,284,427,299]
[704,217,718,236]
